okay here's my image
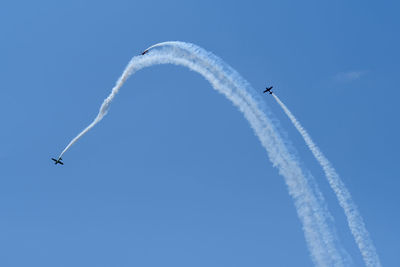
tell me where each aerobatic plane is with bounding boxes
[141,49,149,55]
[263,86,273,94]
[51,157,64,165]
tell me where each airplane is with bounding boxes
[141,49,149,55]
[51,157,64,165]
[263,86,273,94]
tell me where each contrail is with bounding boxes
[273,94,381,267]
[59,41,350,266]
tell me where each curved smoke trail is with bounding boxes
[273,94,381,267]
[59,41,350,266]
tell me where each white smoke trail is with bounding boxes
[273,94,381,267]
[59,42,350,266]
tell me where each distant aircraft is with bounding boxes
[263,86,273,94]
[51,157,64,165]
[141,49,149,55]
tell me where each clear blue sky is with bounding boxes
[1,0,399,266]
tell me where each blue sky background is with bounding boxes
[1,0,399,266]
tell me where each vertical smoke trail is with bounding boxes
[59,42,350,266]
[273,94,381,267]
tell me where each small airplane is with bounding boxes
[141,49,149,55]
[263,86,273,94]
[51,157,64,165]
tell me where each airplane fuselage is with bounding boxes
[51,157,64,165]
[264,86,273,94]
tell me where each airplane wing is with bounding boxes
[59,162,64,165]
